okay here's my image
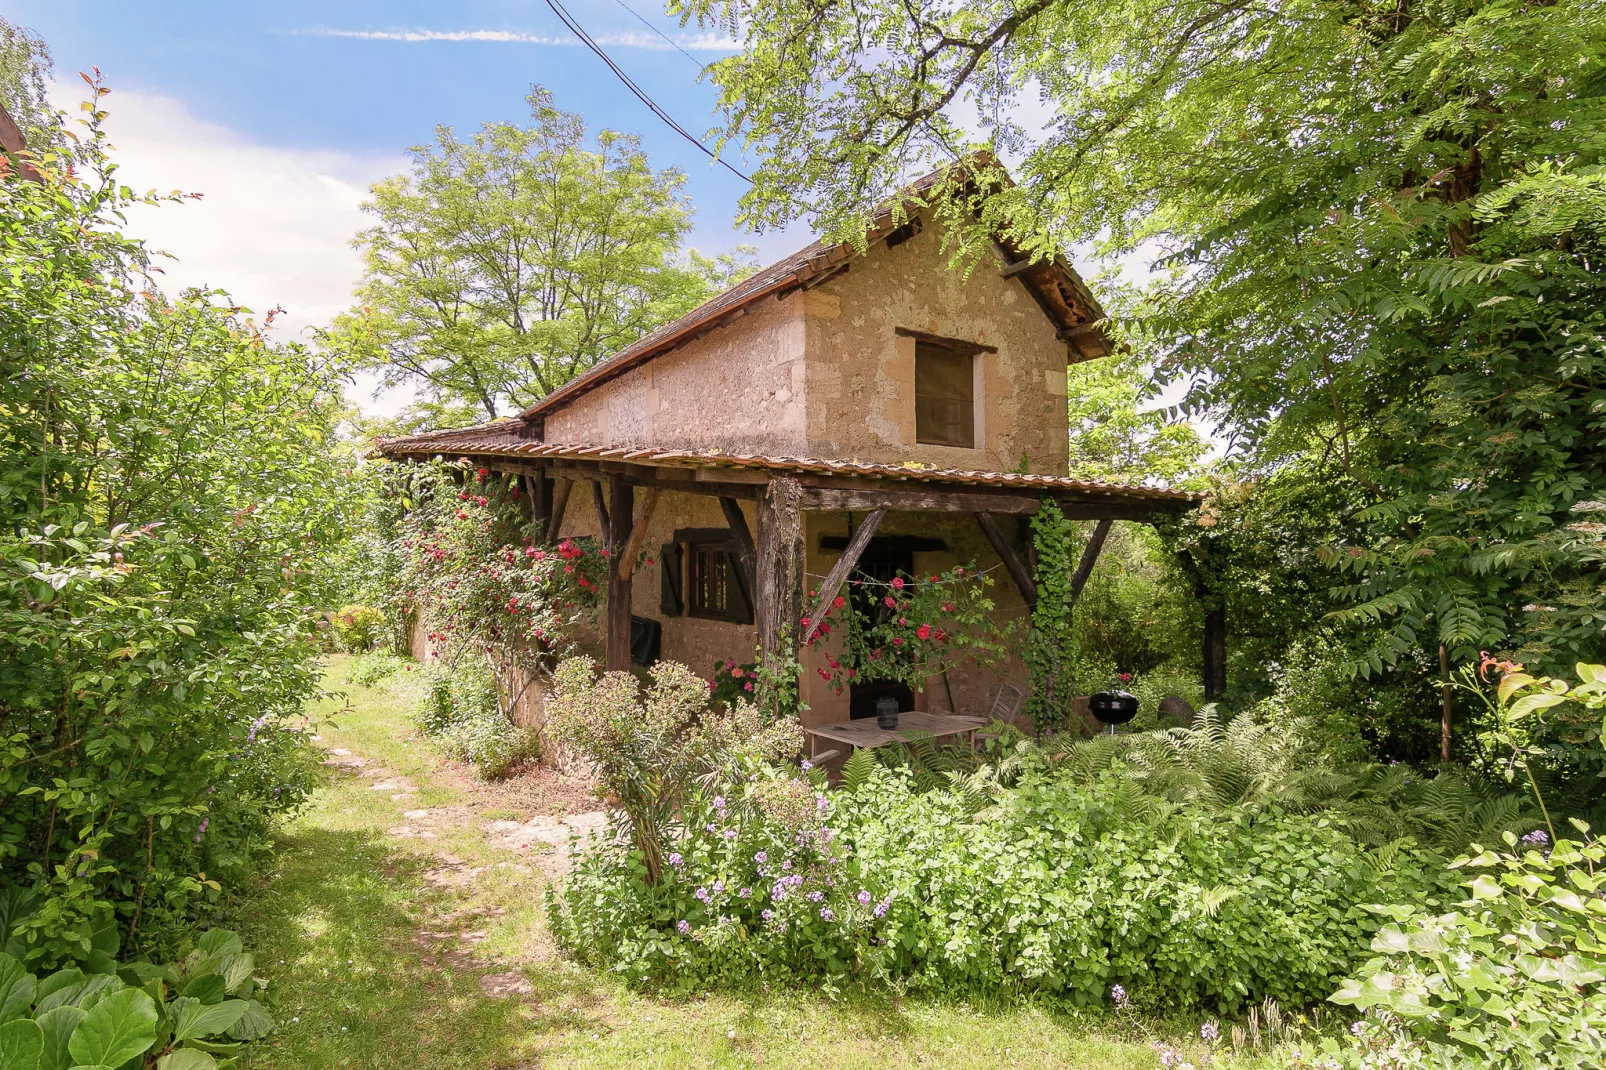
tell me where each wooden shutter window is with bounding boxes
[658,542,683,616]
[914,340,976,448]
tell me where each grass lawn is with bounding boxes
[234,656,1182,1069]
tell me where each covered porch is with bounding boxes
[381,426,1211,747]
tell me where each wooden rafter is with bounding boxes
[617,488,660,581]
[801,507,886,646]
[544,478,572,543]
[591,480,611,548]
[1068,519,1113,603]
[975,512,1037,609]
[720,496,758,592]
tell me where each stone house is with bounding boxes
[379,171,1207,753]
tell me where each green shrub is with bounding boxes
[1313,829,1606,1069]
[331,605,387,653]
[550,760,1452,1007]
[410,660,537,779]
[0,916,275,1070]
[347,651,410,687]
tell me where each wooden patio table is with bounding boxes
[803,710,987,759]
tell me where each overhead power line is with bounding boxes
[542,0,752,183]
[610,0,708,71]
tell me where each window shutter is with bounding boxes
[724,550,754,625]
[659,542,683,616]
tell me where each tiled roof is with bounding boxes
[376,422,1199,505]
[517,157,1109,423]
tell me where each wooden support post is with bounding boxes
[605,477,634,672]
[801,507,886,646]
[592,480,611,549]
[544,478,572,543]
[1203,605,1226,700]
[720,496,758,592]
[755,477,804,661]
[1068,518,1113,604]
[975,512,1037,608]
[616,488,659,581]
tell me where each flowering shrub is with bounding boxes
[398,464,607,671]
[709,657,760,707]
[550,758,1450,1004]
[546,658,803,884]
[808,562,1007,692]
[331,604,387,652]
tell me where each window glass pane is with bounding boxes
[915,341,975,447]
[689,543,729,618]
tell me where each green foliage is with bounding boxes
[1065,354,1207,489]
[546,658,803,884]
[0,17,54,152]
[1324,830,1606,1069]
[327,87,753,421]
[1025,499,1079,734]
[409,659,537,780]
[0,90,342,964]
[345,651,410,688]
[1072,523,1200,680]
[552,759,1452,1007]
[330,605,386,653]
[0,925,274,1070]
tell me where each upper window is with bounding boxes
[914,340,976,448]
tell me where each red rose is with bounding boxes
[916,623,932,640]
[892,577,904,590]
[832,595,845,609]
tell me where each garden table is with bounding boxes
[803,711,986,759]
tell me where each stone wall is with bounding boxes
[541,215,1073,477]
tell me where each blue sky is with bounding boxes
[12,1,802,410]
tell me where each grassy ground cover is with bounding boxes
[232,656,1184,1068]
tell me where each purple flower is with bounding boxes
[1111,984,1131,1010]
[873,898,890,919]
[819,907,835,921]
[1522,829,1551,847]
[753,850,767,864]
[705,823,715,833]
[739,887,751,898]
[1350,1022,1366,1037]
[816,795,829,813]
[761,909,773,921]
[806,890,824,902]
[771,882,788,901]
[782,859,791,871]
[1201,1022,1219,1043]
[786,874,804,888]
[713,880,724,894]
[667,852,684,867]
[857,889,872,906]
[724,829,738,841]
[800,759,813,771]
[713,795,726,809]
[695,887,710,903]
[677,920,690,935]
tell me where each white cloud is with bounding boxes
[294,27,741,52]
[56,82,416,416]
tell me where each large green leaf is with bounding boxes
[32,972,82,1013]
[223,1001,272,1043]
[213,957,252,998]
[156,1051,217,1070]
[0,1019,43,1070]
[65,988,156,1069]
[192,934,240,960]
[178,976,224,1007]
[0,956,36,1025]
[85,919,117,960]
[32,1007,84,1070]
[169,999,246,1043]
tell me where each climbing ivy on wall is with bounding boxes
[1026,498,1076,734]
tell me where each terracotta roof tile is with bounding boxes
[375,422,1199,505]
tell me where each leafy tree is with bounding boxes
[331,87,752,422]
[681,0,1606,682]
[1,83,348,962]
[1065,353,1206,488]
[0,16,53,150]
